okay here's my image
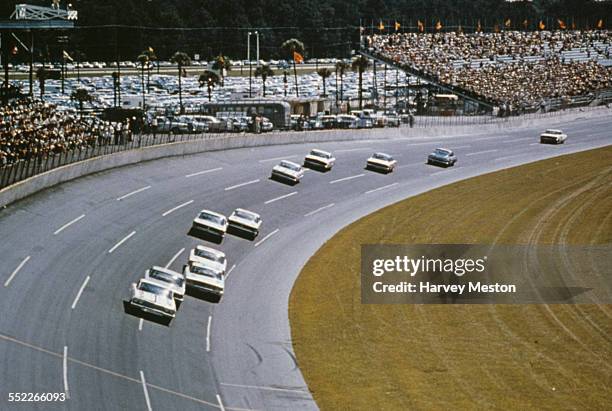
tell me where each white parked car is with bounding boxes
[366,152,397,173]
[183,261,225,298]
[129,279,177,319]
[143,266,186,302]
[303,149,336,170]
[271,160,305,183]
[228,208,262,238]
[192,210,228,237]
[540,129,567,144]
[189,245,227,274]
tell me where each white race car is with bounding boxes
[129,279,177,318]
[143,266,186,303]
[271,160,305,183]
[183,261,225,299]
[192,210,228,237]
[228,208,262,238]
[189,245,227,275]
[303,149,336,170]
[366,152,397,173]
[540,129,567,144]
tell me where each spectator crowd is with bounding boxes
[370,30,612,111]
[0,99,134,168]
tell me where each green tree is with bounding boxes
[254,64,274,97]
[199,70,220,102]
[281,38,305,97]
[352,55,370,110]
[211,54,232,86]
[317,67,332,97]
[170,51,191,114]
[71,88,93,118]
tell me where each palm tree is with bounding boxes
[170,51,191,114]
[352,55,370,110]
[335,60,350,106]
[71,88,92,118]
[281,38,304,97]
[254,64,274,97]
[199,70,220,102]
[136,52,149,109]
[317,68,332,97]
[211,54,231,86]
[143,47,157,92]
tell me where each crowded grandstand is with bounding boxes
[368,29,612,112]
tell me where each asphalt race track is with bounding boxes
[0,114,610,411]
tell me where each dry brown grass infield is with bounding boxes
[289,146,612,410]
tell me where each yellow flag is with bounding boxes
[417,20,424,32]
[558,19,566,29]
[596,19,603,29]
[378,20,385,31]
[539,20,545,30]
[435,20,442,31]
[505,19,511,28]
[395,21,401,31]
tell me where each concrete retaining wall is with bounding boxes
[1,105,609,208]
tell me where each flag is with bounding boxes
[494,24,500,33]
[63,50,73,62]
[539,21,545,30]
[293,51,304,64]
[378,20,385,31]
[558,19,566,29]
[148,46,154,53]
[435,20,442,31]
[523,19,529,29]
[395,21,401,31]
[417,20,424,32]
[505,18,511,28]
[596,19,603,29]
[571,21,576,30]
[11,46,18,55]
[476,20,482,32]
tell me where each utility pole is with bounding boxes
[248,31,252,98]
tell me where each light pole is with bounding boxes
[248,31,259,98]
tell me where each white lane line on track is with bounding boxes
[329,173,365,184]
[225,179,260,191]
[254,229,280,247]
[71,276,90,310]
[334,147,372,153]
[397,162,422,169]
[258,155,297,163]
[225,264,237,278]
[185,167,223,178]
[4,256,31,287]
[220,382,309,394]
[466,149,498,157]
[206,316,212,352]
[108,231,136,254]
[430,169,455,176]
[1,333,242,410]
[364,182,399,195]
[216,394,226,411]
[529,142,541,146]
[494,153,527,162]
[117,185,151,201]
[165,248,185,269]
[140,371,153,411]
[406,141,443,146]
[500,138,532,144]
[138,318,144,331]
[63,346,70,399]
[452,145,472,149]
[162,200,194,217]
[54,214,86,235]
[304,203,335,217]
[264,191,298,204]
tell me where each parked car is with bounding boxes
[427,148,457,167]
[540,129,567,144]
[366,152,397,173]
[129,279,177,319]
